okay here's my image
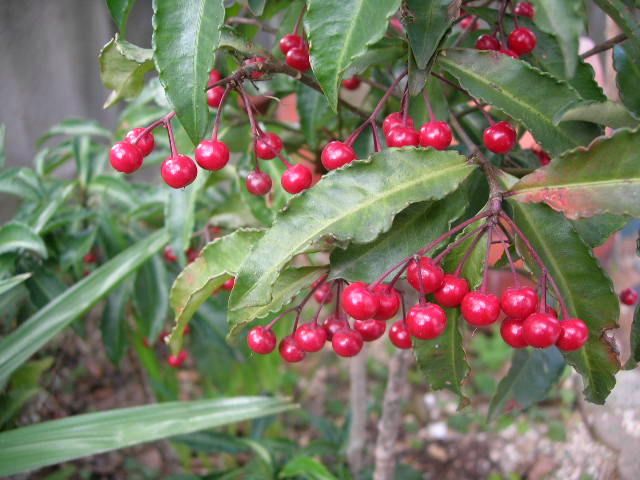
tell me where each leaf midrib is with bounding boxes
[514,177,640,194]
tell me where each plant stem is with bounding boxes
[480,225,494,293]
[166,120,178,157]
[134,111,176,143]
[499,236,519,287]
[212,85,233,139]
[433,224,488,265]
[580,33,627,59]
[454,226,488,277]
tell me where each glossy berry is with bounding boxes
[386,126,420,148]
[342,282,379,320]
[286,47,311,72]
[620,288,638,306]
[168,351,188,368]
[419,121,453,150]
[407,257,445,294]
[533,148,551,166]
[279,33,304,54]
[522,313,560,348]
[434,274,469,308]
[279,335,306,362]
[321,141,357,170]
[500,287,538,319]
[164,246,177,263]
[125,128,155,157]
[222,277,235,291]
[255,132,284,160]
[499,48,520,58]
[406,303,447,340]
[389,321,413,349]
[475,34,501,51]
[161,154,198,189]
[244,56,266,79]
[354,319,386,342]
[514,2,535,19]
[383,112,415,137]
[195,139,230,170]
[500,317,528,348]
[546,306,559,318]
[209,69,223,84]
[323,314,349,341]
[110,142,143,173]
[373,284,401,321]
[207,86,225,108]
[314,283,334,304]
[332,328,364,357]
[342,76,361,90]
[246,171,272,196]
[294,323,327,352]
[508,27,537,56]
[282,164,313,194]
[461,291,501,326]
[247,326,277,354]
[483,121,517,154]
[556,318,589,351]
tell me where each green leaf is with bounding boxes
[0,273,32,296]
[165,173,206,263]
[593,0,640,56]
[305,0,402,110]
[152,0,225,144]
[628,304,640,369]
[37,119,112,146]
[101,283,131,364]
[0,358,53,428]
[510,128,640,219]
[506,200,620,403]
[0,168,42,201]
[572,214,628,248]
[0,222,47,259]
[0,396,296,477]
[488,347,565,420]
[229,149,476,334]
[106,0,137,35]
[99,35,155,108]
[614,43,640,116]
[247,0,266,16]
[29,184,76,235]
[439,49,600,156]
[0,229,169,384]
[297,83,335,149]
[555,100,639,129]
[279,455,337,480]
[134,255,169,341]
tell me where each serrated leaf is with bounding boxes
[106,0,137,35]
[305,0,402,111]
[439,49,601,156]
[510,128,640,219]
[152,0,225,144]
[614,43,640,116]
[297,83,335,149]
[0,222,47,259]
[572,214,628,248]
[555,101,638,129]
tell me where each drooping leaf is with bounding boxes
[152,0,225,143]
[28,184,76,235]
[37,119,112,146]
[0,274,32,297]
[134,255,169,341]
[106,0,137,35]
[510,128,640,219]
[279,455,338,480]
[572,214,628,248]
[614,42,640,116]
[0,396,296,477]
[555,101,639,129]
[297,83,335,149]
[593,0,640,55]
[0,222,47,259]
[101,283,131,364]
[305,0,402,110]
[0,168,42,201]
[439,49,601,156]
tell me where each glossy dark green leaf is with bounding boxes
[134,255,169,341]
[152,0,225,144]
[101,283,131,364]
[555,100,638,129]
[280,455,338,480]
[106,0,137,35]
[614,43,640,116]
[297,83,335,149]
[572,214,628,248]
[0,222,47,259]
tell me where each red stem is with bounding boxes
[166,119,178,157]
[480,225,494,294]
[133,111,176,143]
[499,236,520,287]
[212,85,233,140]
[454,227,487,277]
[432,225,487,265]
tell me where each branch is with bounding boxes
[580,33,628,59]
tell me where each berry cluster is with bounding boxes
[473,1,537,58]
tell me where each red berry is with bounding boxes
[209,69,223,84]
[483,121,517,154]
[195,139,230,170]
[125,128,155,157]
[246,171,272,196]
[514,2,535,19]
[168,350,188,368]
[407,257,445,294]
[373,284,401,321]
[286,47,311,72]
[354,319,386,342]
[342,76,361,90]
[533,148,551,166]
[164,246,177,263]
[500,287,538,319]
[389,321,413,349]
[434,274,470,308]
[110,142,143,173]
[207,86,225,108]
[383,112,415,137]
[461,291,501,326]
[255,132,284,160]
[279,33,304,54]
[508,27,537,56]
[244,57,267,79]
[406,303,447,340]
[247,326,277,354]
[475,34,501,51]
[279,335,306,362]
[282,164,313,194]
[419,121,453,150]
[323,314,348,341]
[342,282,379,320]
[522,313,561,348]
[620,288,638,306]
[546,306,559,318]
[460,16,478,31]
[332,328,364,357]
[321,141,357,170]
[386,126,420,148]
[500,317,528,348]
[186,248,199,263]
[294,323,327,352]
[556,318,589,351]
[499,48,520,58]
[161,154,198,189]
[83,251,98,264]
[222,277,235,291]
[314,283,334,304]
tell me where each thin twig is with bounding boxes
[580,33,628,59]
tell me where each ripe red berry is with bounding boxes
[282,164,313,194]
[110,142,143,173]
[460,16,478,31]
[83,251,98,264]
[323,314,349,341]
[321,141,357,170]
[207,86,225,108]
[332,328,364,357]
[475,34,501,51]
[247,326,277,354]
[407,257,445,294]
[508,27,537,56]
[514,2,535,19]
[209,69,223,84]
[546,306,558,318]
[161,154,198,188]
[500,317,528,348]
[419,121,453,150]
[186,248,199,263]
[500,287,538,319]
[461,291,501,326]
[279,335,306,362]
[195,139,230,170]
[373,284,401,321]
[499,48,520,58]
[483,121,517,154]
[533,148,551,166]
[342,282,379,320]
[286,47,311,72]
[279,33,304,54]
[314,283,333,304]
[342,76,361,90]
[294,323,327,352]
[389,321,413,349]
[244,56,267,79]
[434,274,469,308]
[246,171,272,196]
[125,128,155,157]
[386,126,420,148]
[522,313,561,348]
[222,277,235,291]
[354,319,386,342]
[620,288,638,306]
[556,318,589,351]
[168,350,188,368]
[406,303,447,340]
[164,246,177,263]
[383,112,415,137]
[255,132,284,160]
